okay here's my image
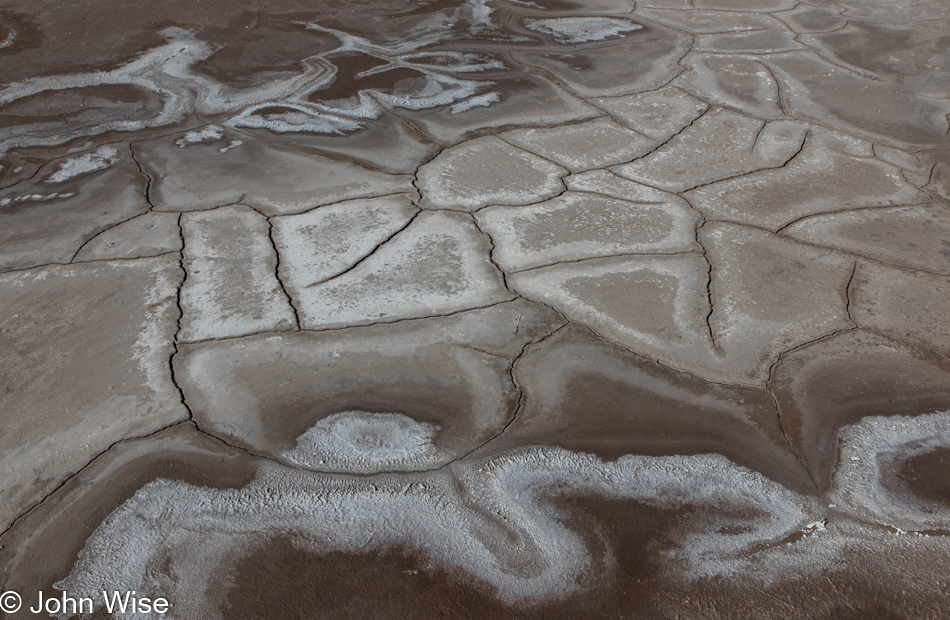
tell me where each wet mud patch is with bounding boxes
[0,11,43,57]
[218,496,688,619]
[897,446,950,507]
[191,12,339,87]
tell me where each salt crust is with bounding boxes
[524,17,643,43]
[831,410,950,532]
[56,447,817,619]
[282,411,452,473]
[295,210,512,328]
[46,146,119,183]
[54,406,950,617]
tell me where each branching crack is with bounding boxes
[304,209,421,288]
[678,129,809,194]
[447,322,570,465]
[612,106,712,168]
[469,213,513,291]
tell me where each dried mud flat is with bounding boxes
[1,0,949,617]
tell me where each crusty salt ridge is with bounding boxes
[830,410,950,532]
[174,125,224,147]
[54,447,818,619]
[282,411,453,473]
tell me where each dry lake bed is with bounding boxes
[1,0,950,617]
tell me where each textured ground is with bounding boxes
[1,0,949,617]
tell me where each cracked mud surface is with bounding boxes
[1,0,949,617]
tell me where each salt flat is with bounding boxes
[1,0,949,617]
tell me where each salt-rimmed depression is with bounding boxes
[831,410,950,532]
[282,411,453,473]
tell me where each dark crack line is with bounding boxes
[676,129,810,194]
[696,220,721,354]
[411,143,447,204]
[261,190,418,219]
[63,143,157,262]
[507,250,701,276]
[265,216,301,330]
[166,221,197,424]
[764,325,860,493]
[189,423,281,464]
[493,134,577,174]
[447,322,571,464]
[555,185,672,206]
[760,62,793,118]
[0,162,42,192]
[0,420,192,542]
[845,260,858,326]
[469,214,513,291]
[764,388,821,497]
[0,252,180,276]
[466,174,570,216]
[576,322,766,390]
[736,210,950,278]
[751,120,768,154]
[177,299,522,345]
[609,105,712,168]
[773,201,933,235]
[128,143,155,210]
[304,209,421,289]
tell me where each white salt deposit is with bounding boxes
[524,17,643,44]
[830,410,950,532]
[0,191,74,207]
[282,411,452,473]
[174,126,224,148]
[55,447,820,619]
[46,146,119,182]
[452,92,500,114]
